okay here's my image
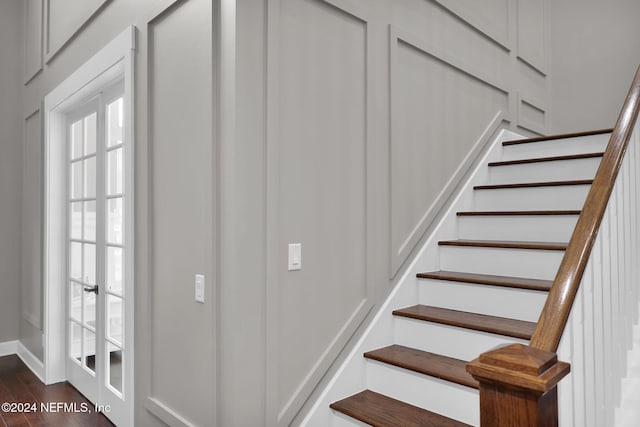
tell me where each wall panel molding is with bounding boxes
[517,93,547,135]
[432,0,511,51]
[145,398,196,427]
[517,0,548,76]
[265,1,374,425]
[389,26,510,276]
[22,108,43,330]
[44,0,111,63]
[391,26,512,98]
[277,299,371,425]
[24,0,43,84]
[145,0,216,426]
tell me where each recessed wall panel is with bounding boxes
[46,0,109,59]
[434,0,510,49]
[148,0,215,425]
[25,0,43,83]
[517,0,547,74]
[276,0,367,416]
[518,96,547,135]
[390,37,508,272]
[22,110,43,329]
[388,0,511,88]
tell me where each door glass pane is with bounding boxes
[107,342,123,394]
[107,198,123,245]
[84,156,96,199]
[107,295,123,344]
[70,202,82,240]
[107,246,123,294]
[71,161,83,199]
[84,113,97,155]
[83,243,96,285]
[84,329,96,373]
[84,287,96,329]
[107,148,123,195]
[84,201,96,242]
[70,242,82,280]
[71,120,83,160]
[70,322,82,363]
[107,98,123,148]
[70,282,82,322]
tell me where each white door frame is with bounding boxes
[43,26,135,426]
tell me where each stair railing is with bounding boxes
[467,65,640,427]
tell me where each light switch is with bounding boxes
[195,274,205,303]
[288,243,302,271]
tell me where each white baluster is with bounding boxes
[573,270,586,427]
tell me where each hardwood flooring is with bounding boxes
[0,355,114,427]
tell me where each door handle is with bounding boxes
[83,285,99,295]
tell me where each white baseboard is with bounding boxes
[17,341,45,382]
[0,340,18,357]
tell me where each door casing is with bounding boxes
[43,26,135,427]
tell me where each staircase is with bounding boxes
[302,129,614,426]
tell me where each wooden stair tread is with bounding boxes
[457,210,580,216]
[330,390,472,427]
[437,239,567,250]
[416,270,553,291]
[488,151,604,166]
[474,179,593,190]
[502,128,612,146]
[393,305,536,339]
[365,345,479,389]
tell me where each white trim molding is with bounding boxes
[17,341,45,383]
[145,397,197,427]
[43,25,135,426]
[0,341,18,358]
[0,341,45,382]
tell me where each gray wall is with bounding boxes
[228,0,552,425]
[20,0,216,426]
[551,0,640,133]
[15,0,637,426]
[0,0,23,345]
[17,0,554,426]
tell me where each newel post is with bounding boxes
[466,343,570,427]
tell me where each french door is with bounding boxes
[66,81,130,425]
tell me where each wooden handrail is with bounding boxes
[530,65,640,352]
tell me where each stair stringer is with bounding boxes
[299,128,524,426]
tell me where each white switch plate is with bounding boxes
[288,243,302,271]
[195,274,205,303]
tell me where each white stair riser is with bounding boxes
[488,157,601,184]
[393,316,528,361]
[418,279,547,322]
[458,215,578,241]
[500,134,610,161]
[330,413,369,427]
[439,246,564,280]
[473,185,590,211]
[366,360,479,426]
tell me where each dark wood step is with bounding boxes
[365,345,479,389]
[502,129,612,146]
[437,239,567,251]
[330,390,472,427]
[474,179,593,190]
[393,305,536,340]
[416,270,553,291]
[488,152,604,167]
[457,210,580,216]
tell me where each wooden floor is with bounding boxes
[0,355,114,427]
